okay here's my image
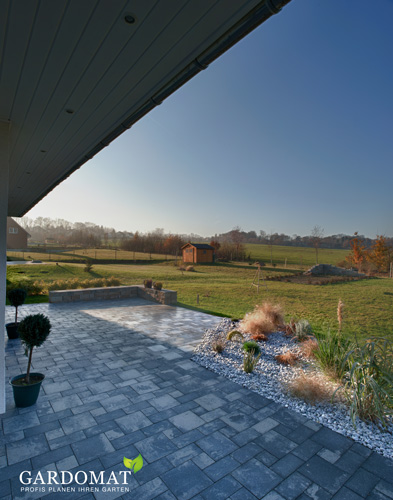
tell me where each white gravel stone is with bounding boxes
[192,318,393,459]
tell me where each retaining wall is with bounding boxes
[49,285,177,305]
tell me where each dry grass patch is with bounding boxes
[300,338,319,359]
[251,333,268,342]
[286,372,337,405]
[275,351,299,366]
[240,302,283,336]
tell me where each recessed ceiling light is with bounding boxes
[65,109,74,114]
[124,14,136,24]
[40,150,47,153]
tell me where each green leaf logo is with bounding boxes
[123,454,143,473]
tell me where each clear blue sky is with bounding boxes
[27,0,393,238]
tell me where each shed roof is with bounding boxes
[182,243,214,250]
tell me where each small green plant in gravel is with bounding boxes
[242,340,261,355]
[212,337,225,353]
[243,349,261,373]
[335,337,393,429]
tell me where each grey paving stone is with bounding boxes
[115,411,153,433]
[161,461,213,500]
[335,450,368,474]
[204,455,240,481]
[312,427,353,454]
[135,434,177,462]
[6,435,49,465]
[345,467,380,497]
[149,395,179,411]
[51,394,83,413]
[304,483,332,500]
[166,443,200,467]
[253,417,280,434]
[363,453,393,484]
[232,428,261,447]
[318,448,341,464]
[293,439,323,461]
[276,471,312,500]
[60,411,97,435]
[221,411,257,432]
[48,430,86,451]
[123,477,167,500]
[229,487,258,499]
[172,429,205,448]
[71,433,115,464]
[192,452,215,470]
[31,444,73,469]
[201,474,242,499]
[374,481,393,499]
[271,453,304,478]
[232,458,281,498]
[43,381,72,395]
[99,394,131,412]
[169,411,205,432]
[231,442,262,463]
[133,457,173,485]
[133,380,160,394]
[299,455,350,494]
[197,431,237,460]
[273,407,308,430]
[3,412,40,434]
[331,487,364,500]
[195,394,226,411]
[256,429,297,459]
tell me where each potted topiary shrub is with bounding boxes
[10,314,51,407]
[153,281,163,290]
[144,279,153,288]
[6,288,27,339]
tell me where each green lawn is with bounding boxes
[7,259,393,341]
[245,243,349,268]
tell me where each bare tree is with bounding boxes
[311,225,324,265]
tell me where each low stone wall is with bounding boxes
[304,264,365,277]
[49,285,177,305]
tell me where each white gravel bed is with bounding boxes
[192,318,393,459]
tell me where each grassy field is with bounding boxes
[6,258,393,341]
[245,243,349,268]
[7,248,176,262]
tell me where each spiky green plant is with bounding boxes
[335,337,393,429]
[313,328,353,380]
[242,340,261,355]
[243,349,261,373]
[294,319,312,342]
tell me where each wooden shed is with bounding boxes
[182,243,214,263]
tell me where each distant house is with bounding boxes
[6,218,30,249]
[181,243,214,263]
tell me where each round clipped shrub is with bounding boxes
[242,340,261,355]
[19,314,51,350]
[18,314,51,384]
[153,282,163,290]
[7,288,27,323]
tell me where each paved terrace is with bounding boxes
[1,299,393,500]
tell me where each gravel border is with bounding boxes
[192,318,393,459]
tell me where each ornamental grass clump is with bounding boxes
[18,314,51,384]
[242,340,261,356]
[335,337,393,429]
[294,319,313,342]
[240,301,283,336]
[275,351,298,366]
[313,328,353,380]
[212,337,226,353]
[286,372,336,405]
[243,349,261,373]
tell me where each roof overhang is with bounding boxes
[1,0,291,216]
